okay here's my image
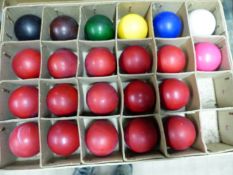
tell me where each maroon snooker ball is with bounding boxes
[85,48,116,76]
[159,79,190,110]
[46,84,78,116]
[85,120,118,156]
[50,15,78,40]
[8,86,38,119]
[120,45,152,74]
[47,120,80,156]
[124,80,156,113]
[48,48,78,78]
[86,83,119,115]
[164,116,196,151]
[157,45,186,73]
[12,48,41,79]
[125,118,159,153]
[9,122,39,158]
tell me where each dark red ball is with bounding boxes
[164,116,196,151]
[8,86,38,119]
[12,48,41,79]
[46,84,78,116]
[85,48,116,76]
[47,120,80,156]
[159,79,190,110]
[124,80,156,113]
[85,120,118,156]
[120,45,152,74]
[86,83,119,115]
[125,118,159,153]
[48,49,78,78]
[9,122,39,157]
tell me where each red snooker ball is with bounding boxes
[86,83,119,115]
[85,48,116,76]
[47,120,80,156]
[12,48,41,79]
[159,79,190,110]
[124,80,156,113]
[125,118,159,153]
[8,86,38,119]
[48,49,78,78]
[164,116,196,151]
[120,45,152,74]
[9,122,39,158]
[85,120,118,156]
[46,84,78,116]
[157,45,186,73]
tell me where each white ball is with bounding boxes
[189,9,216,36]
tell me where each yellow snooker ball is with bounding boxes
[118,13,148,39]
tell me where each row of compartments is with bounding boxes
[1,72,233,120]
[0,36,232,80]
[0,108,233,169]
[1,0,227,41]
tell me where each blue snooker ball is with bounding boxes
[153,11,183,38]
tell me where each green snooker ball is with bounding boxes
[84,15,114,40]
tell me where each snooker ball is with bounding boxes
[46,84,78,117]
[195,42,222,71]
[125,118,159,153]
[14,14,41,40]
[153,11,183,38]
[164,116,196,151]
[50,15,78,40]
[85,15,114,40]
[85,120,118,156]
[48,48,78,78]
[85,48,116,76]
[47,120,80,156]
[124,80,156,113]
[189,9,216,36]
[157,45,186,73]
[159,79,190,110]
[120,45,152,74]
[8,86,38,119]
[12,48,41,79]
[9,122,39,158]
[86,83,119,115]
[118,13,148,39]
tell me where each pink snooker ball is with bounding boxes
[195,42,222,71]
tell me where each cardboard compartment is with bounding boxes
[40,41,79,79]
[78,40,117,77]
[117,39,156,74]
[156,37,196,73]
[200,109,233,153]
[120,74,160,116]
[152,1,190,38]
[186,0,227,36]
[78,76,121,117]
[39,78,79,118]
[157,73,200,114]
[41,5,80,41]
[117,1,153,39]
[39,118,81,167]
[1,5,43,41]
[196,71,233,109]
[79,117,122,164]
[161,111,207,157]
[0,119,40,169]
[0,80,39,121]
[121,115,165,161]
[0,41,41,80]
[79,3,116,40]
[193,36,232,72]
